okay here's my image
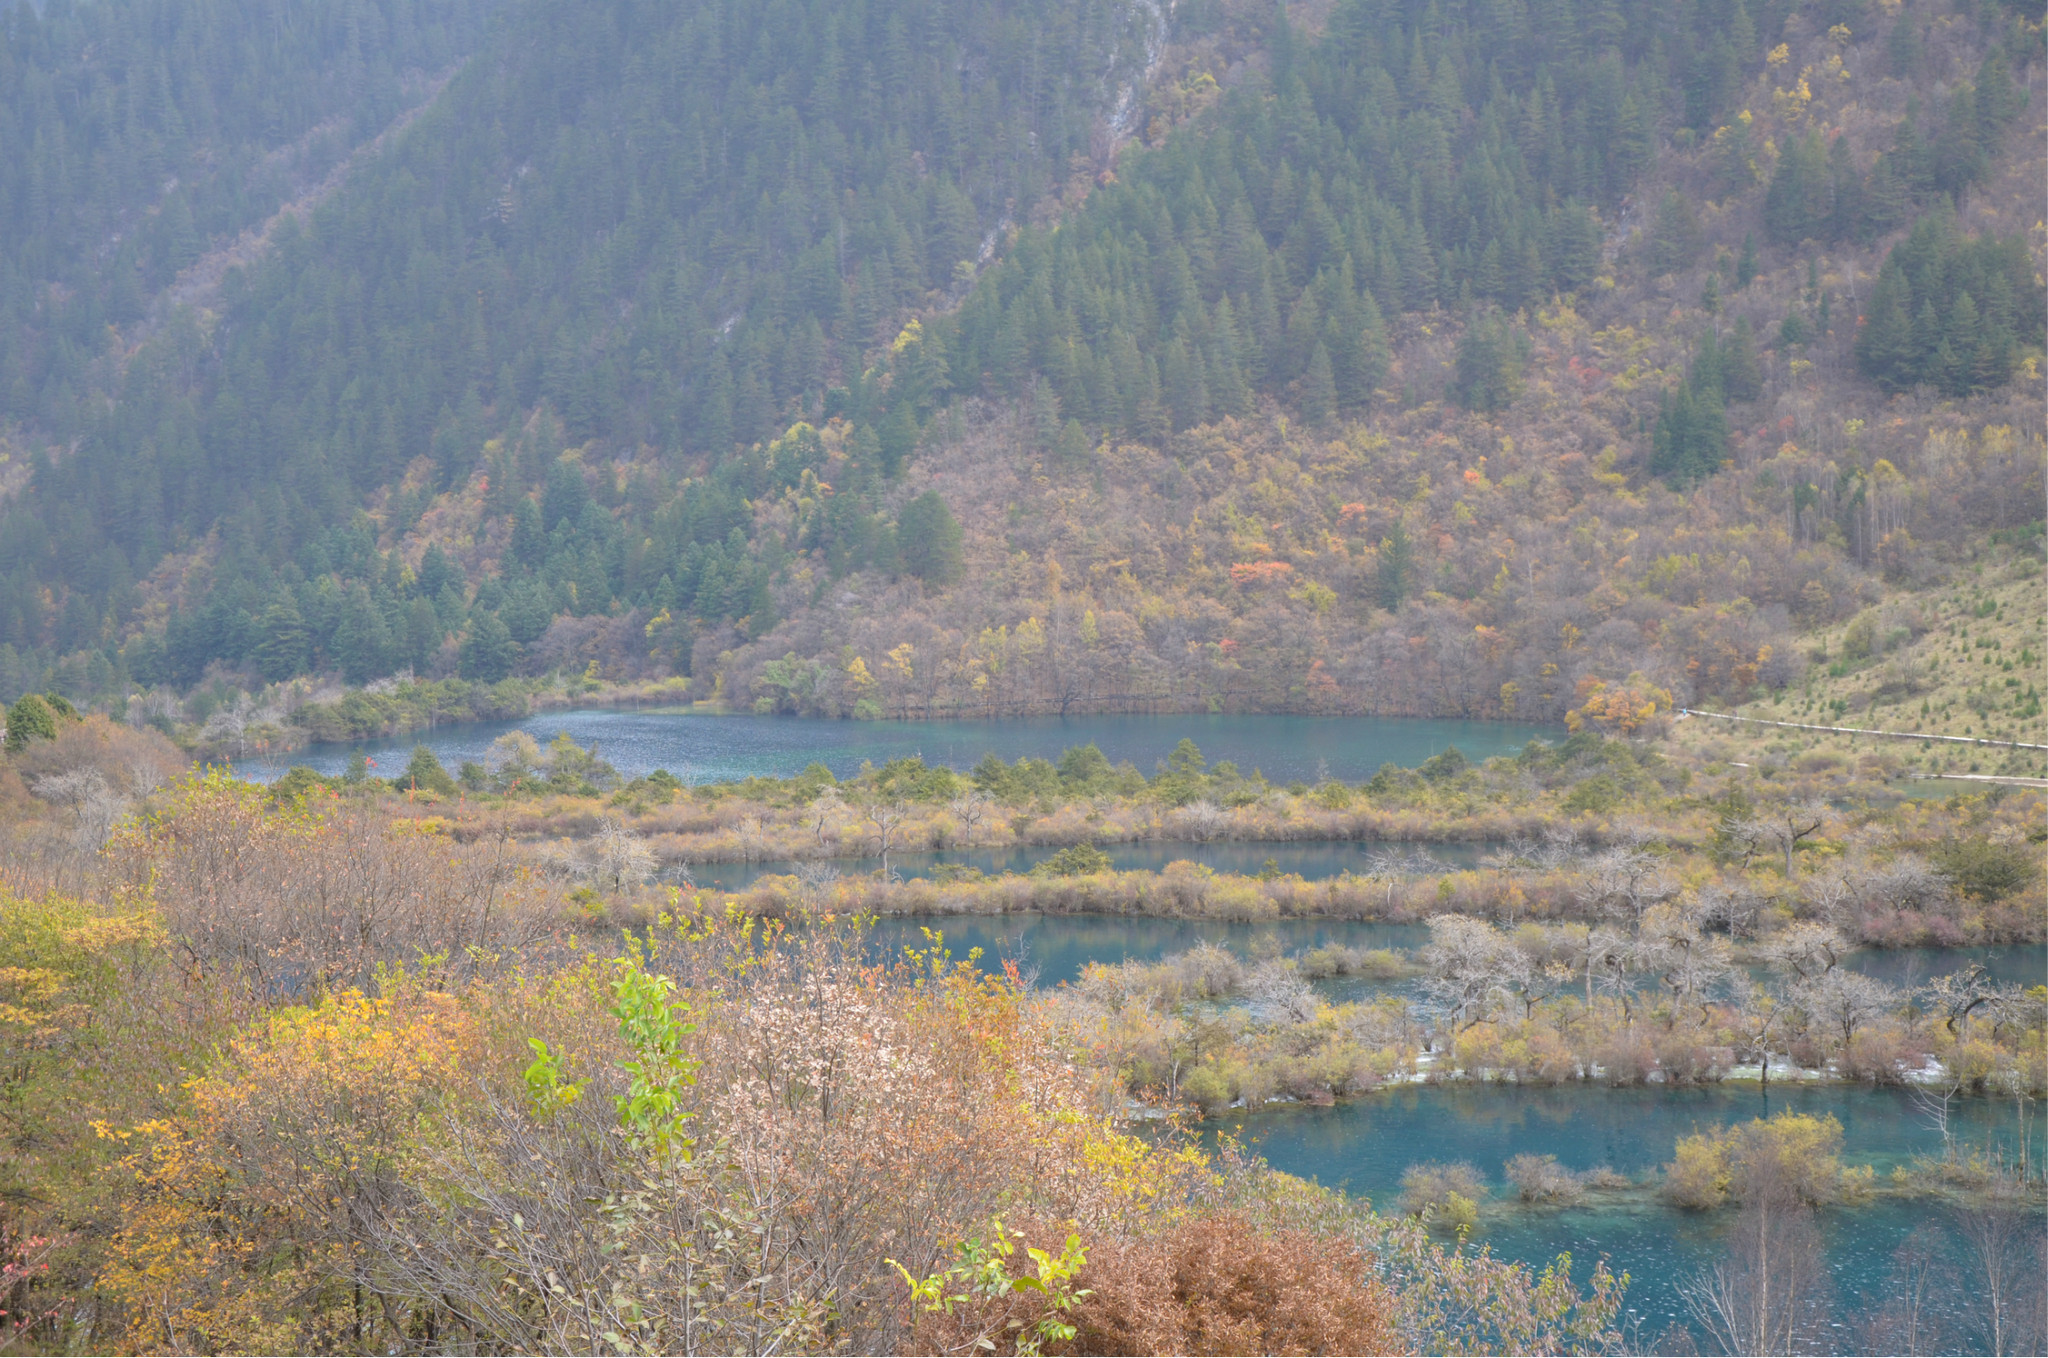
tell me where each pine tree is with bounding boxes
[406,596,444,673]
[416,543,461,599]
[1162,337,1209,431]
[1300,343,1336,426]
[1941,293,1981,395]
[3,694,58,754]
[877,404,918,478]
[459,611,517,682]
[1448,311,1526,413]
[395,744,459,796]
[1647,190,1701,274]
[1763,129,1831,245]
[510,497,547,568]
[332,586,394,685]
[1376,519,1413,613]
[896,491,963,587]
[251,599,311,682]
[1721,318,1763,402]
[1650,369,1730,488]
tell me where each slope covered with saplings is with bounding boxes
[0,0,2039,745]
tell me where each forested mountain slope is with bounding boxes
[0,0,2040,740]
[0,0,494,478]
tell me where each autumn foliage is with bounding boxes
[0,768,1645,1354]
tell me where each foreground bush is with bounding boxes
[0,867,1627,1355]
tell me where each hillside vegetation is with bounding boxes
[0,0,2040,741]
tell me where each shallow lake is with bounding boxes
[861,912,1434,987]
[855,913,2045,993]
[1225,1084,2040,1351]
[233,710,1555,785]
[842,914,2042,1351]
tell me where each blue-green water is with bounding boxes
[857,913,2045,994]
[234,710,1553,785]
[1222,1084,2041,1351]
[849,914,2043,1352]
[681,838,1495,895]
[864,912,1432,986]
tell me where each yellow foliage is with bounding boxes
[97,989,480,1354]
[1666,1132,1730,1207]
[1565,672,1674,734]
[1664,1111,1848,1210]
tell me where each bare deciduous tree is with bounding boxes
[860,797,908,877]
[1953,1183,2047,1357]
[1678,1182,1833,1354]
[1171,799,1227,841]
[1245,958,1318,1025]
[592,815,657,891]
[1858,1230,1953,1357]
[1755,922,1847,982]
[1795,968,1897,1049]
[948,789,990,848]
[1728,801,1829,878]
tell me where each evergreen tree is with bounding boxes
[1376,519,1414,614]
[331,586,394,686]
[1300,343,1337,426]
[1764,130,1828,244]
[405,597,444,673]
[1721,318,1764,402]
[416,543,461,600]
[1854,213,2043,392]
[394,744,459,797]
[459,611,517,682]
[3,694,58,754]
[896,492,964,588]
[251,599,311,682]
[509,498,547,569]
[1448,312,1527,414]
[877,405,919,478]
[1647,190,1702,275]
[1651,364,1730,488]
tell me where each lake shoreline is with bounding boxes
[653,868,2048,948]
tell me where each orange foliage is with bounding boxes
[1056,1213,1403,1356]
[1564,673,1674,734]
[1228,561,1294,586]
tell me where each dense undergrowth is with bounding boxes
[0,786,1639,1354]
[0,678,2041,1353]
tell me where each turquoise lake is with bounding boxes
[853,914,2044,1353]
[235,710,1555,784]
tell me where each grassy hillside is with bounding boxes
[1671,548,2048,778]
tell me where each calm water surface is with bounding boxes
[846,914,2041,1351]
[234,710,1554,784]
[1224,1084,2040,1351]
[862,912,1432,986]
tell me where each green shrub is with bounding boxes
[1032,843,1113,877]
[1180,1064,1234,1116]
[1931,838,2037,901]
[3,694,60,754]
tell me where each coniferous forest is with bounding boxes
[0,0,2036,726]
